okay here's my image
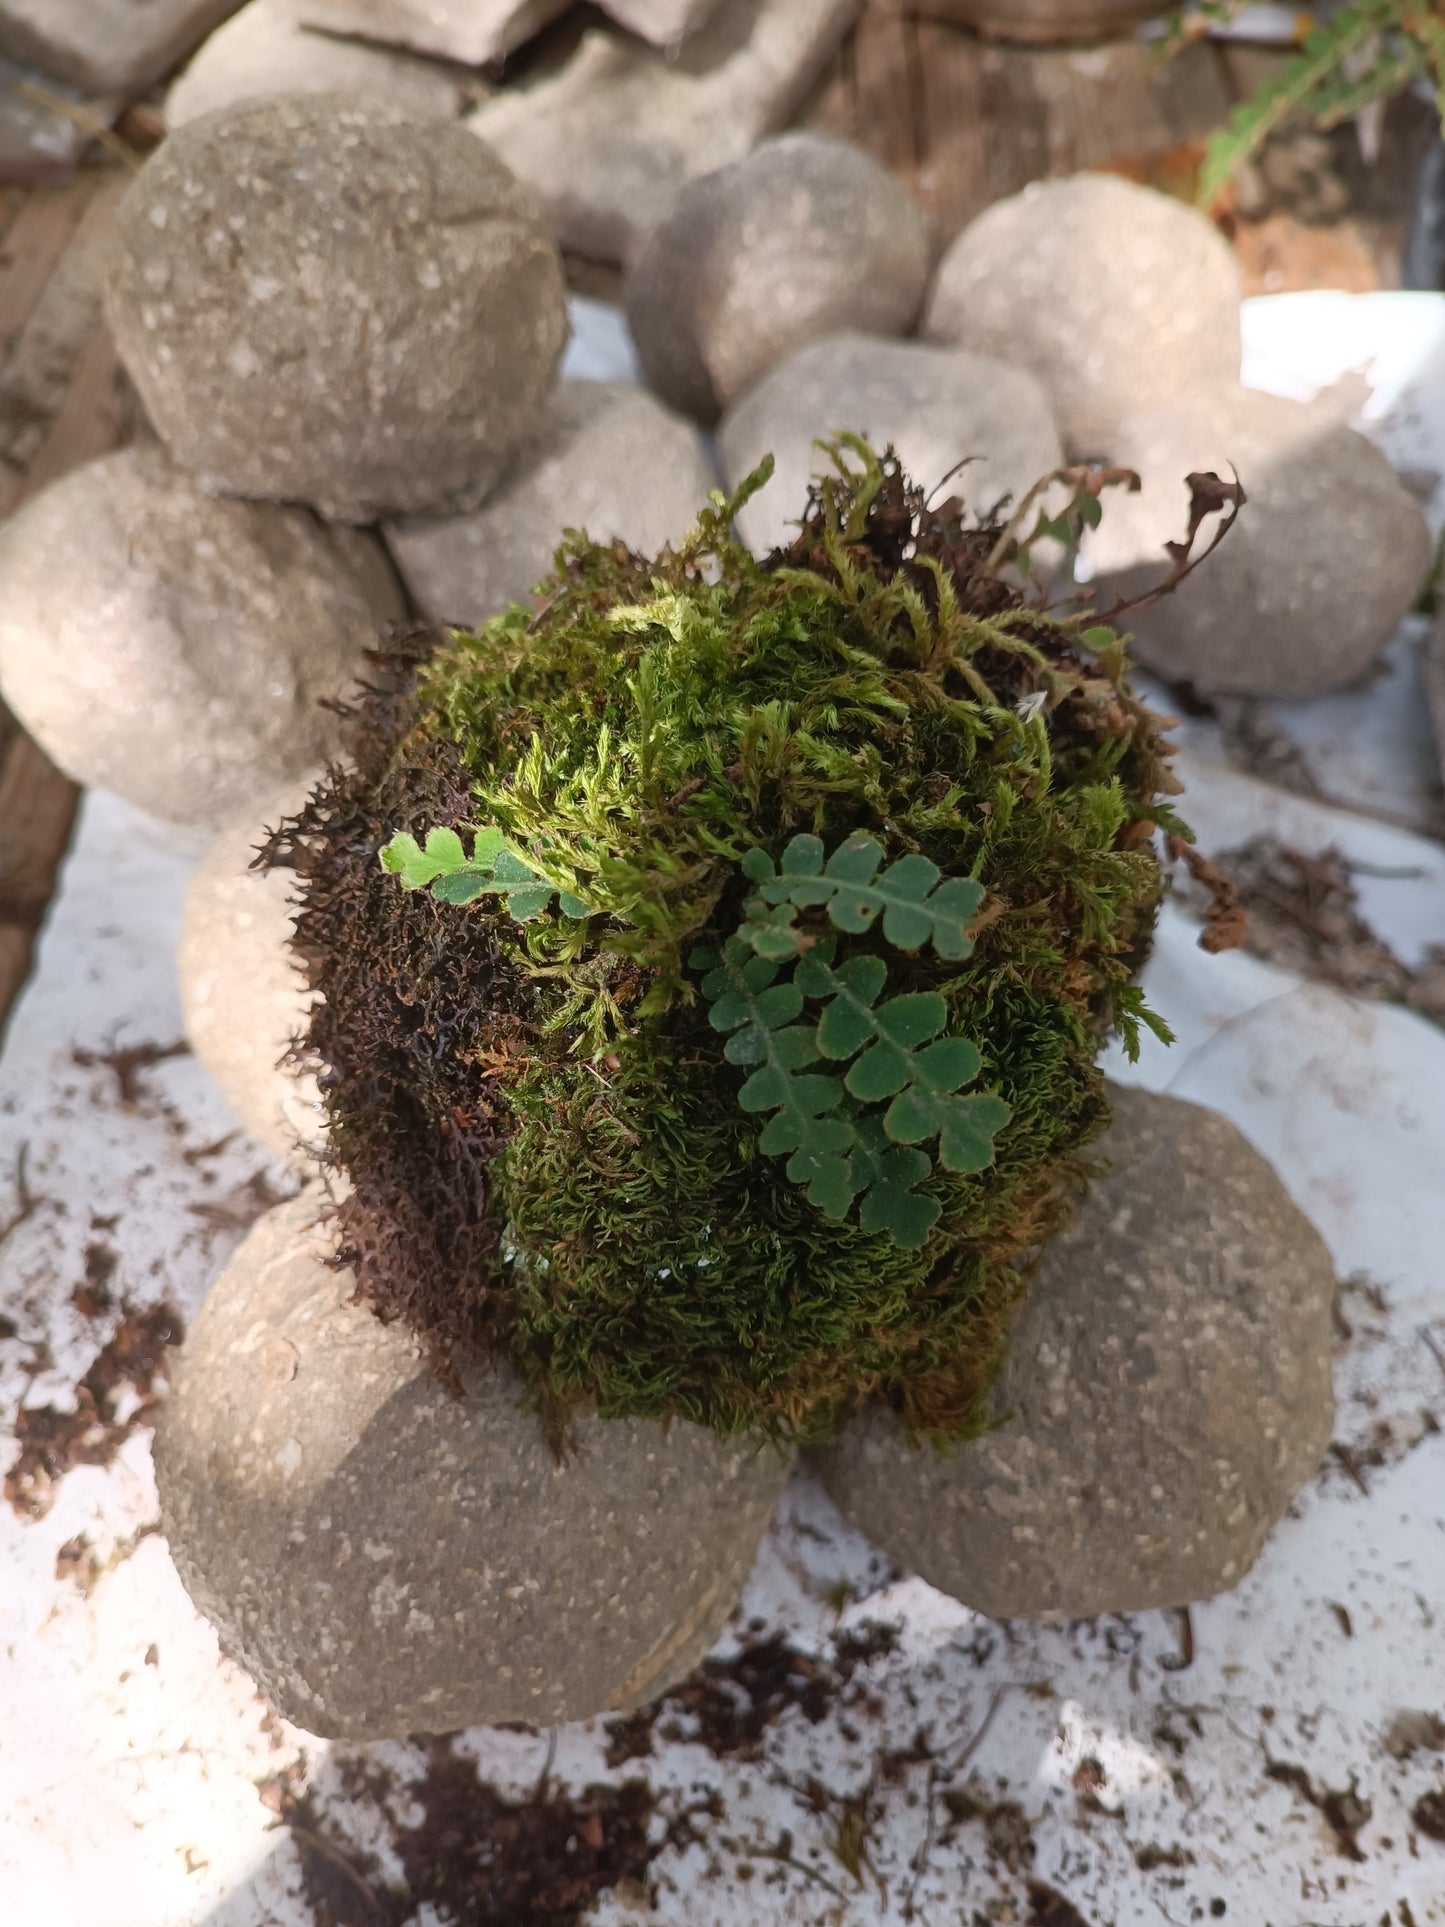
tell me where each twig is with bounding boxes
[284,1823,381,1915]
[763,1840,848,1903]
[1420,1324,1445,1387]
[533,1724,558,1800]
[11,80,142,171]
[1160,1604,1196,1672]
[0,1143,36,1249]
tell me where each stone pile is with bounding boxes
[0,16,1379,1733]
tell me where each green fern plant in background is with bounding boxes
[1177,1,1445,207]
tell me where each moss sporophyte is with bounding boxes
[263,440,1217,1446]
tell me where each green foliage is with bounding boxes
[286,440,1184,1445]
[1184,1,1444,207]
[691,829,1009,1246]
[380,824,594,919]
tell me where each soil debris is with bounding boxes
[1264,1758,1372,1860]
[72,1037,190,1107]
[281,1739,660,1927]
[1173,836,1445,1022]
[1384,1710,1445,1760]
[3,1301,183,1519]
[604,1621,900,1767]
[1413,1788,1445,1843]
[1028,1880,1096,1927]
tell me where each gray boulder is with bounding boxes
[156,1192,792,1738]
[626,133,932,425]
[923,172,1242,459]
[600,0,726,43]
[385,379,715,626]
[0,446,403,829]
[0,0,238,94]
[811,1084,1337,1619]
[470,0,865,265]
[105,92,569,524]
[1083,385,1432,699]
[718,332,1062,557]
[166,0,469,128]
[296,0,569,64]
[179,783,325,1165]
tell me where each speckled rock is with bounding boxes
[385,379,715,626]
[1083,386,1432,698]
[156,1192,793,1738]
[923,173,1242,458]
[104,92,568,524]
[718,332,1062,557]
[179,783,324,1165]
[811,1085,1338,1619]
[0,0,239,94]
[626,134,932,424]
[600,0,727,46]
[470,0,865,265]
[0,446,402,828]
[166,0,469,128]
[296,0,569,64]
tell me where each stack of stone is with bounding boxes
[0,53,1356,1737]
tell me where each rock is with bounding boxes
[0,446,403,829]
[179,784,325,1165]
[811,1084,1337,1619]
[166,0,469,129]
[296,0,569,64]
[104,92,569,524]
[599,0,727,45]
[0,0,239,95]
[625,134,932,424]
[923,173,1242,458]
[155,1191,792,1738]
[470,0,865,266]
[385,379,715,626]
[717,332,1062,558]
[1082,386,1432,699]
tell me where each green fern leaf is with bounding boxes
[379,825,595,921]
[848,1115,940,1249]
[741,832,984,959]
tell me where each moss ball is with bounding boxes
[267,446,1182,1445]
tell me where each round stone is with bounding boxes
[385,379,716,626]
[0,445,403,828]
[810,1084,1338,1619]
[155,1191,794,1738]
[923,172,1242,458]
[165,0,468,129]
[179,782,325,1165]
[1082,385,1432,698]
[104,91,569,523]
[625,133,933,424]
[717,331,1062,557]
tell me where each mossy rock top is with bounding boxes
[265,443,1183,1446]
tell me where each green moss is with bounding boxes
[270,443,1184,1445]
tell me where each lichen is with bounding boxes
[265,442,1185,1445]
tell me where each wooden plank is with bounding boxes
[0,176,94,360]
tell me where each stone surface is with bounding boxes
[1083,385,1432,699]
[599,0,727,45]
[718,332,1062,557]
[470,0,865,266]
[296,0,569,64]
[923,172,1243,458]
[811,1085,1338,1619]
[104,92,569,524]
[166,0,468,128]
[385,379,715,626]
[626,134,932,424]
[0,0,240,95]
[179,784,325,1165]
[385,378,713,621]
[0,446,403,829]
[156,1192,793,1738]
